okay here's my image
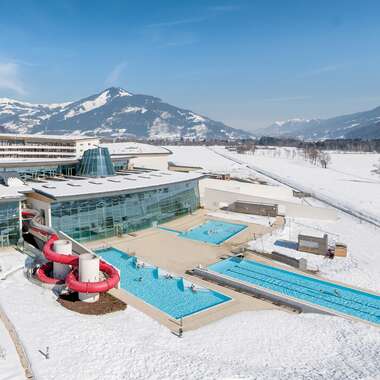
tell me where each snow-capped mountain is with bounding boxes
[0,87,251,140]
[257,106,380,140]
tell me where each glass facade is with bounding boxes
[0,201,20,246]
[51,180,200,242]
[77,147,115,177]
[1,163,77,180]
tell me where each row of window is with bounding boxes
[0,202,19,246]
[51,181,200,242]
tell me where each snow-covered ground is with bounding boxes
[0,146,380,380]
[250,211,380,292]
[166,146,251,177]
[167,146,380,289]
[215,147,380,221]
[0,252,379,380]
[0,314,25,380]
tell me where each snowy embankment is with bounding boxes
[213,147,380,226]
[0,252,379,380]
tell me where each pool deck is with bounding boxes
[85,210,286,331]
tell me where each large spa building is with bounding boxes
[0,134,202,246]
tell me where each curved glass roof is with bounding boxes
[77,147,115,177]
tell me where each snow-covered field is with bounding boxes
[0,252,379,380]
[166,146,252,177]
[0,145,380,380]
[215,147,380,221]
[168,146,380,289]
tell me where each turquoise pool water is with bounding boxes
[96,247,231,319]
[209,258,380,324]
[178,220,247,245]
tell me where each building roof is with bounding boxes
[0,133,99,142]
[100,142,171,157]
[29,171,203,200]
[0,158,78,168]
[199,178,300,203]
[0,183,32,202]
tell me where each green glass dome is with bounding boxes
[77,147,115,177]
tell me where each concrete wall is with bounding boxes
[203,188,337,221]
[298,234,328,255]
[229,201,278,217]
[247,249,307,270]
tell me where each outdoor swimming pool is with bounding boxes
[178,220,247,245]
[209,258,380,324]
[96,247,231,319]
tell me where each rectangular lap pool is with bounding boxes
[178,220,247,245]
[209,258,380,324]
[96,247,231,319]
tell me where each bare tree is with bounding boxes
[319,152,332,168]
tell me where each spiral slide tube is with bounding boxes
[22,209,119,294]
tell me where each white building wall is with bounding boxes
[28,198,52,227]
[130,155,169,170]
[74,138,100,158]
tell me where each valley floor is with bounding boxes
[1,146,380,380]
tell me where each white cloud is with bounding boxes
[262,96,310,102]
[301,64,342,78]
[105,62,127,86]
[0,62,26,95]
[146,17,206,28]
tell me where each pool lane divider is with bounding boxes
[158,226,181,234]
[191,266,380,327]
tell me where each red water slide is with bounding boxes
[22,210,119,293]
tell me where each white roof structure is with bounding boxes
[101,142,171,157]
[0,158,77,167]
[199,178,299,203]
[30,171,203,200]
[0,184,32,201]
[0,133,98,142]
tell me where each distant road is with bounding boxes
[209,147,380,229]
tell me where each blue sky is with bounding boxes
[1,0,380,130]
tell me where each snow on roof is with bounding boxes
[0,184,32,201]
[0,133,99,142]
[0,158,77,167]
[101,142,171,157]
[199,178,298,203]
[29,171,203,200]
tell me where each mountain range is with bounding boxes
[0,87,252,140]
[257,105,380,140]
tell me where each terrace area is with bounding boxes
[85,209,287,331]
